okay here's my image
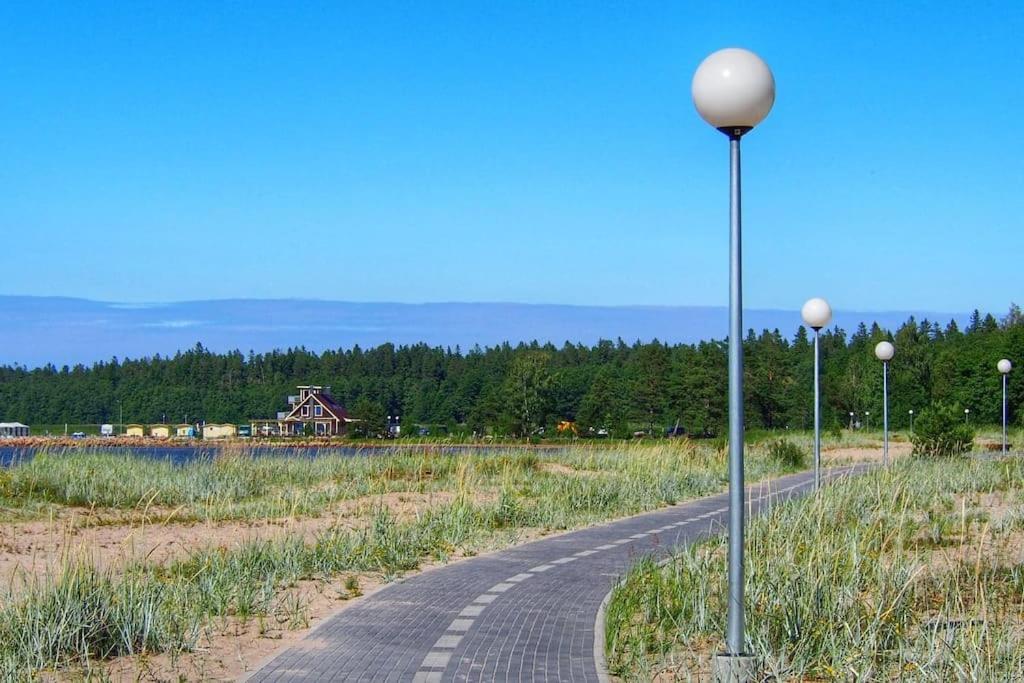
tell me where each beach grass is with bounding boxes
[604,455,1024,681]
[0,439,811,678]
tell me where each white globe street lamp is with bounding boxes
[693,47,775,677]
[909,409,914,432]
[965,408,971,424]
[999,359,1012,453]
[802,298,832,491]
[875,341,895,465]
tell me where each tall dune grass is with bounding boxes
[0,440,807,678]
[605,457,1024,680]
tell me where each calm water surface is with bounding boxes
[0,444,560,467]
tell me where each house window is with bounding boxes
[315,405,323,416]
[302,406,309,417]
[316,422,326,434]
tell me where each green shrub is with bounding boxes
[910,404,974,457]
[765,439,806,469]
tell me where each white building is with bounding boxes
[0,422,29,437]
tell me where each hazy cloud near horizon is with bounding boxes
[0,297,972,369]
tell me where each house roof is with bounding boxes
[284,392,351,422]
[0,422,28,428]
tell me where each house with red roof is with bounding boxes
[251,385,353,437]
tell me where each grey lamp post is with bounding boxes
[692,47,775,679]
[965,408,970,424]
[802,298,832,491]
[999,359,1012,453]
[909,409,914,432]
[875,341,894,465]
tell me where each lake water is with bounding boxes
[0,444,561,467]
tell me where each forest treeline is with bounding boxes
[1,307,1021,437]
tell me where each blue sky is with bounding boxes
[0,1,1021,313]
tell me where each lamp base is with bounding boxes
[717,125,753,139]
[712,653,761,683]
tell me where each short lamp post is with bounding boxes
[999,359,1012,453]
[849,411,854,430]
[875,341,895,465]
[865,411,871,431]
[909,409,914,433]
[801,297,832,490]
[692,47,775,680]
[964,408,970,424]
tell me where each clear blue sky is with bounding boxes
[1,2,1020,313]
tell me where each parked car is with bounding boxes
[665,426,687,437]
[71,431,86,439]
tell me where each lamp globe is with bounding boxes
[801,297,832,330]
[998,359,1012,374]
[875,341,895,362]
[692,48,775,133]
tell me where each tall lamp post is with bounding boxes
[801,298,832,490]
[875,341,894,465]
[908,409,914,432]
[964,408,970,424]
[692,47,775,679]
[999,359,1012,453]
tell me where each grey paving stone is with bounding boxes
[249,466,861,682]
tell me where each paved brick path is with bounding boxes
[249,466,859,682]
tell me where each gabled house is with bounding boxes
[283,385,352,436]
[252,385,353,437]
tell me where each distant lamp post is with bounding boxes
[964,408,970,424]
[865,411,871,430]
[875,341,895,465]
[801,297,832,490]
[999,359,1012,453]
[909,409,914,432]
[849,411,855,430]
[692,46,775,679]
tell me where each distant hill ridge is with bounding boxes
[0,295,970,368]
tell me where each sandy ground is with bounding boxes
[0,490,462,588]
[822,441,911,465]
[3,446,904,681]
